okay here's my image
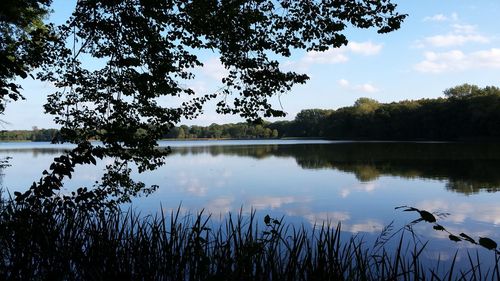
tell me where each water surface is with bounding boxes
[1,140,499,269]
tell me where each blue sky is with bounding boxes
[3,0,500,129]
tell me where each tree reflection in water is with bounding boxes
[170,142,500,195]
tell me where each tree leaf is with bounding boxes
[459,233,476,244]
[264,215,271,225]
[418,210,436,223]
[449,234,461,242]
[433,224,445,231]
[479,237,497,250]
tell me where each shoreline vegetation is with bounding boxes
[3,136,500,143]
[1,193,499,280]
[2,84,500,143]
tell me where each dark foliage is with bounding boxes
[0,128,59,141]
[0,0,54,113]
[163,123,279,139]
[284,85,500,140]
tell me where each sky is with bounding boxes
[3,0,500,130]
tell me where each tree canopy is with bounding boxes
[353,97,380,114]
[2,0,406,210]
[443,83,500,99]
[443,83,481,99]
[278,84,500,140]
[0,0,53,114]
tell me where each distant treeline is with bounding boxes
[163,123,279,139]
[0,124,280,141]
[0,128,59,142]
[2,84,500,141]
[286,84,500,140]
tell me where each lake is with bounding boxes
[1,140,500,269]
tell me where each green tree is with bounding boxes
[294,109,332,137]
[179,125,189,136]
[10,0,406,209]
[479,85,500,96]
[353,97,380,114]
[271,129,279,139]
[227,124,245,139]
[177,127,186,139]
[443,83,481,99]
[189,125,202,138]
[208,124,223,139]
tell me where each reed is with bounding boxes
[0,196,498,280]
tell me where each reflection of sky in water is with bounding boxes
[1,140,500,270]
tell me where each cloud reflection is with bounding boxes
[285,208,383,234]
[346,220,384,233]
[417,200,500,225]
[205,197,234,215]
[303,211,351,226]
[177,173,207,197]
[340,182,379,198]
[248,196,311,210]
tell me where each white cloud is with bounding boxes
[354,83,379,93]
[451,24,476,34]
[424,34,489,48]
[185,81,207,95]
[419,23,490,48]
[302,41,382,66]
[338,79,379,93]
[414,48,500,73]
[303,49,349,64]
[423,14,448,22]
[200,57,229,81]
[348,41,383,56]
[423,12,458,22]
[473,48,500,67]
[338,79,350,87]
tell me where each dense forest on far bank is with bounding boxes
[287,84,500,140]
[0,128,59,142]
[2,84,499,142]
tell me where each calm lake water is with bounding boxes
[1,140,500,268]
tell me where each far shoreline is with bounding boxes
[3,136,499,143]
